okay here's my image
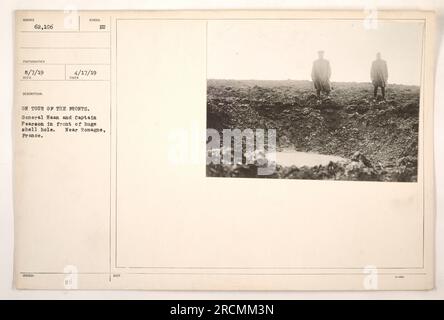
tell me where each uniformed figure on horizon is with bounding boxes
[311,50,331,98]
[370,52,388,100]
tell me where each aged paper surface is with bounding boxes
[14,10,435,290]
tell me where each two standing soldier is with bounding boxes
[311,51,388,100]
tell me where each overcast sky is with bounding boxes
[207,20,424,85]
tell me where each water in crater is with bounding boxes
[209,148,347,167]
[266,150,347,167]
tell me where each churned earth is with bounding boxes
[206,79,420,182]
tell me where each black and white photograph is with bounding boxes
[206,20,424,182]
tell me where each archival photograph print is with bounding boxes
[206,20,424,182]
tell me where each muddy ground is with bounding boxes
[206,79,420,182]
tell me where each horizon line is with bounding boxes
[207,78,420,86]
